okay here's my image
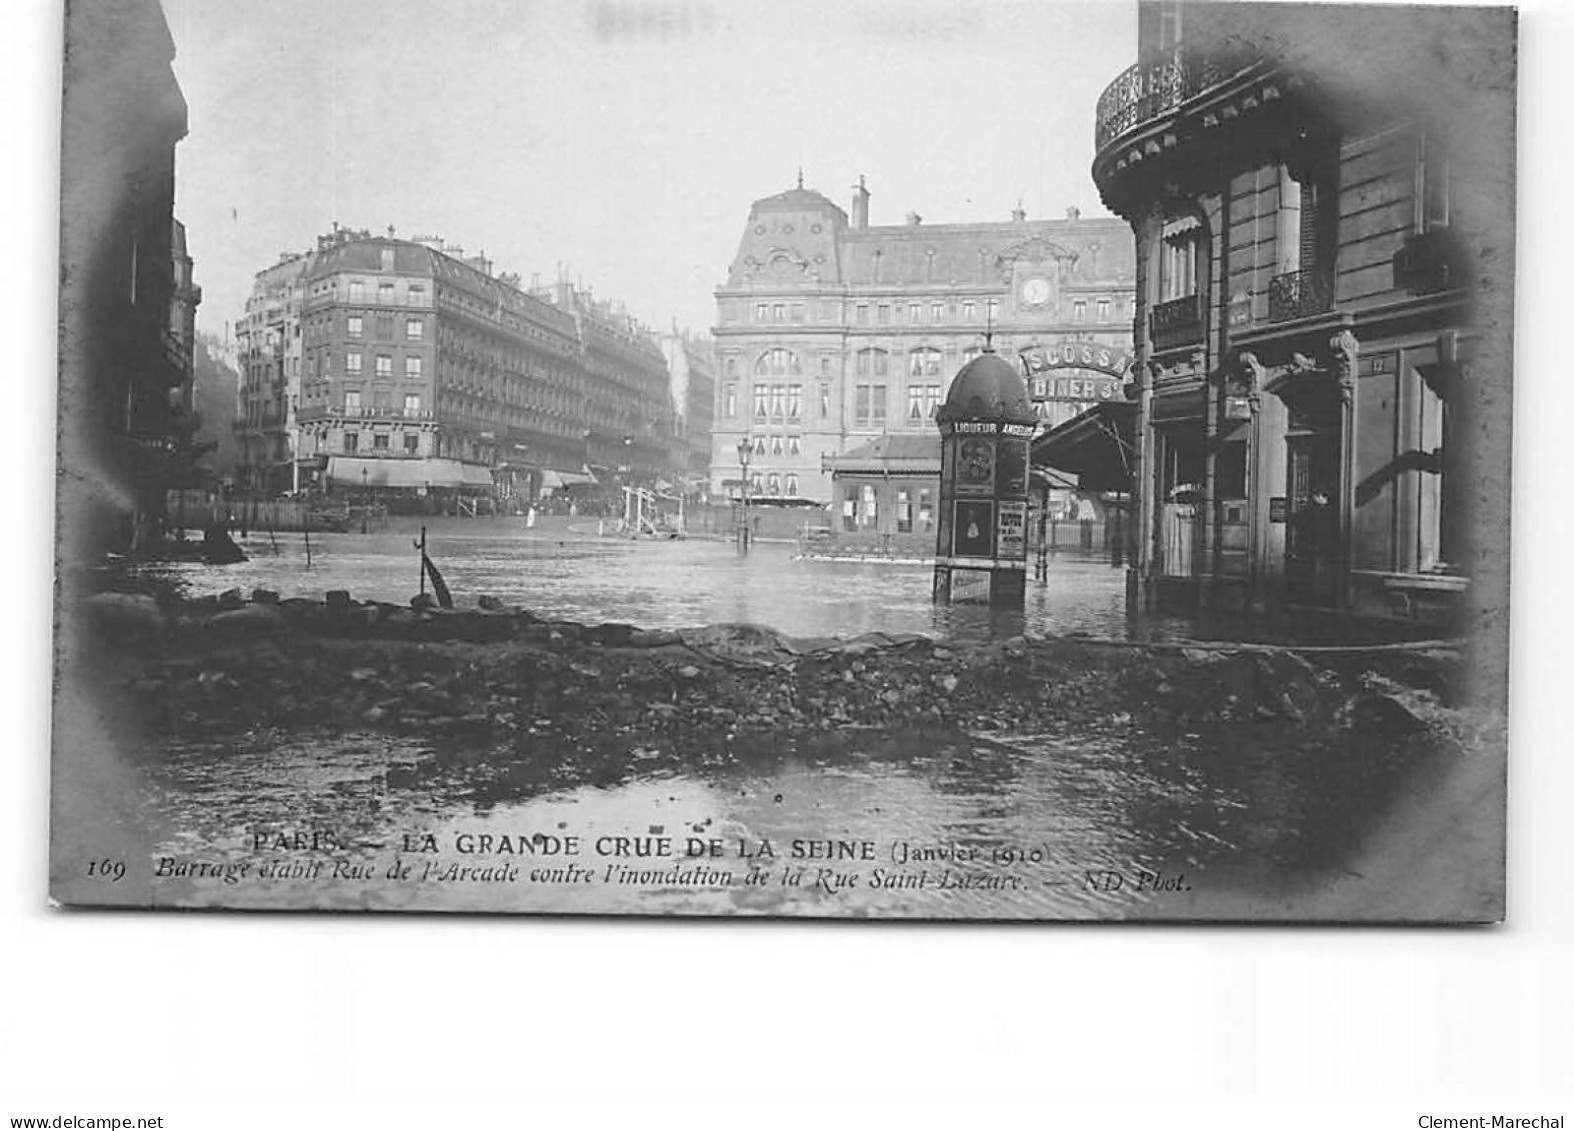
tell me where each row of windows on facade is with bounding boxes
[324,314,426,342]
[298,374,618,436]
[726,381,942,427]
[334,431,422,455]
[339,391,424,415]
[727,340,1132,380]
[311,352,425,378]
[310,279,429,306]
[749,296,1121,325]
[744,471,800,496]
[1151,145,1452,304]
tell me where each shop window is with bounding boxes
[373,433,390,451]
[344,431,359,453]
[897,489,913,533]
[404,434,420,455]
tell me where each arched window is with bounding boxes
[855,348,889,378]
[767,473,781,494]
[754,348,801,377]
[785,473,799,497]
[909,347,943,378]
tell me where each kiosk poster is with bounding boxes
[952,437,996,496]
[50,0,1513,922]
[997,503,1028,561]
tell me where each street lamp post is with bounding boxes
[736,438,752,552]
[361,466,369,534]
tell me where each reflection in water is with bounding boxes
[139,715,1434,918]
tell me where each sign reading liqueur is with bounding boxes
[1020,343,1133,404]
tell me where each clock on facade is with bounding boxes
[1021,276,1051,306]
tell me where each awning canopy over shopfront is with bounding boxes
[1031,402,1137,494]
[539,468,598,490]
[327,456,495,490]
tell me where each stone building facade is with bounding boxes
[59,0,198,552]
[1090,0,1514,630]
[710,179,1136,502]
[658,332,718,494]
[236,229,677,500]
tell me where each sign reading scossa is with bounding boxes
[1020,343,1133,403]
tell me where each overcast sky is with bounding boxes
[158,0,1135,340]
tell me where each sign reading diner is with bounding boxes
[1020,343,1133,404]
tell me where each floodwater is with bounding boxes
[151,515,1133,642]
[125,516,1447,919]
[135,709,1441,919]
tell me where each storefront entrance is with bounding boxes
[1283,398,1342,606]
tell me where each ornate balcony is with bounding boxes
[1267,269,1334,322]
[1094,47,1254,151]
[1150,294,1205,352]
[297,405,435,425]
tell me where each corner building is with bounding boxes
[710,181,1135,502]
[269,230,675,501]
[1091,1,1514,628]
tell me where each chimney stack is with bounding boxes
[1065,205,1081,222]
[1012,200,1027,223]
[851,175,870,230]
[905,211,922,227]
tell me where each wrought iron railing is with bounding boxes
[1268,269,1334,322]
[1150,293,1205,351]
[297,405,435,424]
[1094,48,1256,151]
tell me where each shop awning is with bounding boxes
[540,468,598,489]
[1031,402,1137,494]
[327,456,495,490]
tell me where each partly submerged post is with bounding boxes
[932,344,1038,608]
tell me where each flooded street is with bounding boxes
[106,515,1471,921]
[133,704,1450,918]
[151,516,1132,643]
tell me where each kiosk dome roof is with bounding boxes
[944,349,1034,419]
